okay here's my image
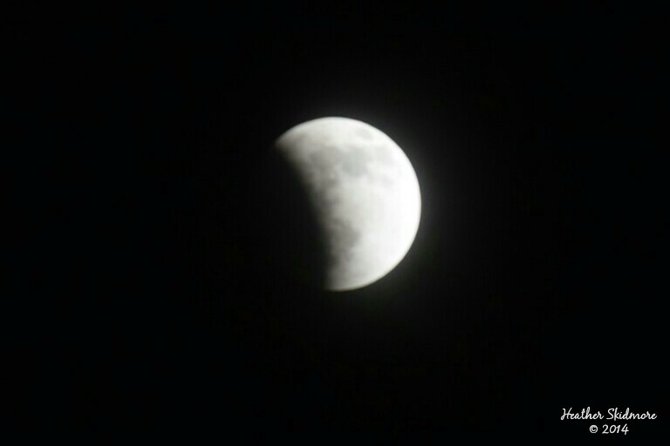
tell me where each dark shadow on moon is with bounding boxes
[253,148,328,290]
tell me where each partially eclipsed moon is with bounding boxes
[275,117,421,291]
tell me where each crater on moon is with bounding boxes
[354,126,374,140]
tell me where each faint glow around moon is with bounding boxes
[274,117,421,291]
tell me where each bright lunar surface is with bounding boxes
[275,117,421,291]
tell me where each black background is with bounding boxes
[7,3,667,439]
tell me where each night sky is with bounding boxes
[8,3,666,439]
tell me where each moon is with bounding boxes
[274,117,421,291]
